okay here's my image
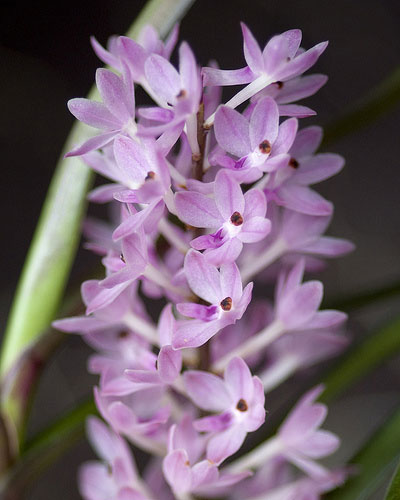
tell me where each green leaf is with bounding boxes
[323,66,400,146]
[385,460,400,500]
[321,317,400,404]
[326,407,400,500]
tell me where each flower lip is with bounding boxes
[236,398,248,412]
[259,140,272,154]
[230,211,244,226]
[220,297,233,311]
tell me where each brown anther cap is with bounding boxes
[145,171,156,180]
[220,297,233,311]
[289,158,299,169]
[236,398,248,412]
[230,211,244,226]
[120,253,126,263]
[259,140,272,154]
[177,89,187,99]
[275,81,284,89]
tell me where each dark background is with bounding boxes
[1,0,400,498]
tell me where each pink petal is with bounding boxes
[277,41,329,81]
[145,54,181,103]
[239,216,271,243]
[163,450,192,494]
[290,125,323,158]
[241,22,263,74]
[183,370,232,411]
[68,98,121,129]
[272,118,298,155]
[243,189,267,218]
[278,281,323,330]
[202,66,254,87]
[184,250,222,303]
[175,191,221,228]
[220,262,242,302]
[299,236,355,257]
[262,34,290,75]
[66,131,118,157]
[214,170,244,220]
[96,69,133,124]
[207,425,247,464]
[214,106,251,158]
[299,430,340,458]
[249,96,279,149]
[224,357,254,402]
[173,319,222,349]
[158,345,182,383]
[280,185,333,216]
[294,154,345,185]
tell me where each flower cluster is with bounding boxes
[54,23,354,499]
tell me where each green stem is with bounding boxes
[323,66,400,146]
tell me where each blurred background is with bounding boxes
[1,0,400,497]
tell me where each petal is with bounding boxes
[279,185,333,216]
[224,357,254,402]
[299,430,340,458]
[175,191,221,228]
[277,74,328,104]
[96,69,133,124]
[243,189,267,218]
[145,54,181,103]
[278,104,316,117]
[183,370,232,411]
[65,131,118,157]
[249,96,279,149]
[220,262,242,302]
[52,316,108,334]
[204,239,243,265]
[239,216,271,243]
[118,36,147,80]
[241,22,263,74]
[68,99,121,129]
[202,66,254,87]
[194,413,233,432]
[214,106,251,158]
[262,34,290,75]
[306,310,347,329]
[179,42,200,97]
[184,250,222,303]
[113,136,149,185]
[158,345,182,383]
[278,281,323,330]
[277,41,328,81]
[272,118,298,155]
[282,29,303,58]
[294,154,345,185]
[163,450,192,494]
[86,282,132,315]
[173,319,222,349]
[214,169,245,220]
[299,236,355,257]
[290,125,323,158]
[207,425,247,464]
